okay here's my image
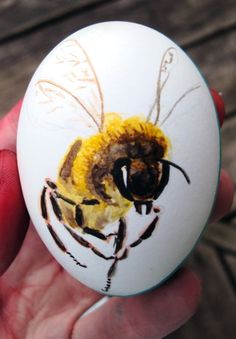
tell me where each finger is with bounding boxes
[0,99,22,152]
[75,268,201,339]
[0,150,29,276]
[210,169,234,223]
[211,89,225,127]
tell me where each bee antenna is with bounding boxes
[159,159,190,184]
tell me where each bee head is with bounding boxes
[112,156,169,202]
[112,139,166,201]
[111,140,190,203]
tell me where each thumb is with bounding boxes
[0,150,29,276]
[0,100,29,276]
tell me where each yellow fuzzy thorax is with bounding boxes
[60,113,170,199]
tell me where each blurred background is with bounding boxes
[0,0,235,337]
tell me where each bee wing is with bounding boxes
[147,47,200,126]
[32,80,100,132]
[31,38,104,132]
[147,47,177,125]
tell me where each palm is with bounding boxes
[0,223,102,339]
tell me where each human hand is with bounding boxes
[0,93,233,339]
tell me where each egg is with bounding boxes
[17,22,220,296]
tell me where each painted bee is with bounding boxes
[38,39,199,292]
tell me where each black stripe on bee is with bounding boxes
[114,218,127,254]
[46,179,57,190]
[82,198,100,205]
[83,227,107,240]
[120,248,128,260]
[66,251,87,268]
[75,205,84,227]
[102,277,112,292]
[50,193,63,222]
[55,192,76,206]
[47,224,67,252]
[64,225,90,248]
[130,238,142,248]
[141,216,159,240]
[130,216,159,248]
[108,258,118,278]
[41,186,48,220]
[91,248,114,260]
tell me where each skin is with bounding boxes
[0,93,234,339]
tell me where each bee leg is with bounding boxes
[102,258,118,293]
[113,218,127,254]
[63,225,114,260]
[75,206,110,241]
[102,277,112,293]
[83,226,108,240]
[130,215,159,248]
[40,186,87,268]
[49,192,63,222]
[45,178,77,206]
[109,249,128,278]
[102,249,128,293]
[82,216,125,243]
[45,178,58,190]
[76,203,116,241]
[44,180,111,242]
[43,186,113,260]
[41,188,64,249]
[83,226,120,242]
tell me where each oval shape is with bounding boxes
[17,22,220,296]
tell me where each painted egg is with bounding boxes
[17,22,220,296]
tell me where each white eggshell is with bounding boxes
[17,22,220,296]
